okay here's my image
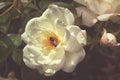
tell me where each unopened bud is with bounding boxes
[100,29,117,46]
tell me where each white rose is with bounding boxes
[21,5,87,76]
[74,0,120,27]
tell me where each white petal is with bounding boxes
[40,45,65,76]
[76,7,97,27]
[62,48,86,72]
[23,45,42,69]
[77,30,87,45]
[64,25,87,52]
[43,4,74,25]
[63,8,75,25]
[97,14,113,21]
[97,13,120,23]
[21,32,30,43]
[48,44,65,60]
[62,29,70,44]
[107,33,117,44]
[24,45,52,65]
[67,25,87,45]
[54,19,66,37]
[23,44,65,76]
[23,16,57,46]
[25,17,54,36]
[67,25,81,36]
[23,45,56,69]
[64,34,81,52]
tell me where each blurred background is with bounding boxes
[0,0,120,80]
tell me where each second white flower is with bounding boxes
[21,5,87,76]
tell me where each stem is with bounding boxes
[0,1,16,16]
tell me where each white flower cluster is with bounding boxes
[74,0,120,46]
[74,0,120,26]
[21,5,87,76]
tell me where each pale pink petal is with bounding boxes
[76,7,97,27]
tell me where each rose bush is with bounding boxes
[74,0,120,27]
[21,5,87,76]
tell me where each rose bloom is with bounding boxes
[21,5,87,76]
[74,0,120,26]
[100,29,120,46]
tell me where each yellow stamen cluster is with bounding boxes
[43,33,60,50]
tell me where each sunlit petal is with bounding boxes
[62,48,86,72]
[43,5,74,25]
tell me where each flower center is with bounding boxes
[43,33,60,50]
[49,37,58,47]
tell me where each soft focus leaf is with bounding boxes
[0,9,11,33]
[39,0,52,12]
[0,40,7,48]
[8,34,22,47]
[26,2,39,10]
[8,16,24,33]
[116,32,120,42]
[0,36,15,63]
[0,2,12,13]
[0,46,10,63]
[52,2,76,13]
[73,1,86,8]
[0,2,12,9]
[0,12,10,23]
[52,2,73,8]
[12,49,23,66]
[0,24,8,33]
[0,36,15,49]
[21,0,29,4]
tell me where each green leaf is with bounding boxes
[0,12,10,23]
[12,49,23,66]
[39,0,52,12]
[0,2,12,10]
[51,2,76,14]
[73,0,86,8]
[0,40,7,48]
[26,2,39,10]
[52,2,73,8]
[0,36,15,63]
[21,0,29,4]
[0,24,8,33]
[7,34,22,47]
[75,15,82,26]
[0,46,10,63]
